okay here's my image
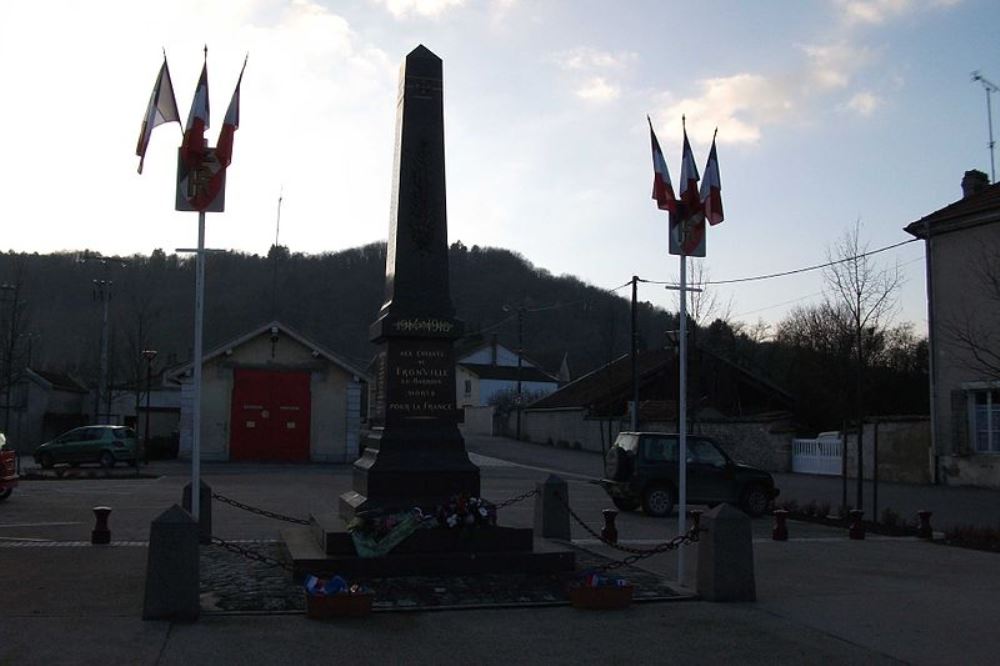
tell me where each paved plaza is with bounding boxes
[1,436,998,664]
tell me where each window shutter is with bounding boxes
[950,389,970,455]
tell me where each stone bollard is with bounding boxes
[92,506,112,545]
[533,474,570,540]
[601,508,619,545]
[182,480,213,545]
[772,509,789,541]
[848,510,865,540]
[917,510,934,539]
[143,504,200,622]
[697,504,756,602]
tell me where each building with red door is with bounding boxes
[170,321,369,463]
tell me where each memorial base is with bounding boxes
[282,512,575,580]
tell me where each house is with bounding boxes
[904,169,1000,487]
[4,369,89,453]
[522,346,796,471]
[453,336,560,436]
[168,321,369,463]
[454,336,560,408]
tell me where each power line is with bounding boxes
[637,238,918,287]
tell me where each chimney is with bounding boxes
[961,169,989,198]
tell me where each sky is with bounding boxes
[2,0,999,336]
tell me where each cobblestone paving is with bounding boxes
[200,541,687,613]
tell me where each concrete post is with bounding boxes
[142,504,200,621]
[697,503,756,602]
[182,480,212,545]
[533,474,570,540]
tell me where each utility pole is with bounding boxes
[972,71,999,182]
[93,278,112,424]
[516,305,524,440]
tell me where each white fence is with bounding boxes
[791,436,843,476]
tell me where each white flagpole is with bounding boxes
[191,210,206,521]
[677,251,688,585]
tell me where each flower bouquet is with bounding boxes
[435,494,497,529]
[304,575,374,619]
[566,573,634,610]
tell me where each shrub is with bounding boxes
[817,502,831,518]
[802,500,818,517]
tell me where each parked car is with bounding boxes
[34,426,138,469]
[0,433,17,500]
[600,431,779,517]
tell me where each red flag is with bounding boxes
[135,56,180,174]
[216,56,246,169]
[648,116,676,212]
[181,58,210,168]
[700,131,724,225]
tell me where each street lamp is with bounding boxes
[141,349,158,466]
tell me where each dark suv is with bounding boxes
[600,432,779,517]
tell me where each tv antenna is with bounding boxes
[972,70,999,182]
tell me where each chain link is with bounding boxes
[211,492,312,525]
[491,488,539,510]
[210,536,294,571]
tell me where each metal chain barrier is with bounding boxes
[210,536,294,572]
[554,490,700,559]
[491,488,538,510]
[211,492,312,525]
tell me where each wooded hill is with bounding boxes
[0,242,927,433]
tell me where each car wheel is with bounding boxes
[0,488,11,501]
[612,497,640,512]
[99,451,115,469]
[642,485,675,518]
[741,485,770,517]
[39,453,55,469]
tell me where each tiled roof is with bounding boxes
[459,363,558,383]
[904,182,1000,238]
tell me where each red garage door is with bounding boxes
[230,369,311,462]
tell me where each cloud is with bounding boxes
[552,47,637,71]
[834,0,962,25]
[653,74,793,145]
[575,76,619,102]
[371,0,465,18]
[845,91,882,114]
[802,42,875,91]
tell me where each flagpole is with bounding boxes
[677,251,688,586]
[191,210,206,521]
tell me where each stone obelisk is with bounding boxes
[340,45,480,518]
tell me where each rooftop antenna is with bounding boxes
[972,70,999,182]
[270,187,283,318]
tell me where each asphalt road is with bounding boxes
[2,435,1000,664]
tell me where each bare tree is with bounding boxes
[674,261,733,328]
[822,220,901,509]
[942,241,1000,378]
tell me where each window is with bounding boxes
[642,435,677,461]
[464,380,472,396]
[688,439,728,467]
[972,389,1000,453]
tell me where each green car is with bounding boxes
[34,426,138,469]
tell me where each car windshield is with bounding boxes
[113,429,137,440]
[613,433,639,453]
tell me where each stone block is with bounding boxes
[143,504,200,621]
[182,480,212,545]
[696,503,756,602]
[534,474,570,540]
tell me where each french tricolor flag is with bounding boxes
[700,132,724,226]
[216,56,246,170]
[181,58,210,168]
[648,116,676,212]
